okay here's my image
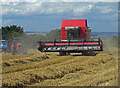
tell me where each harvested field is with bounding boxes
[2,49,118,87]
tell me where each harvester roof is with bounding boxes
[61,19,87,30]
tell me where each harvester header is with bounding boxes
[38,19,103,56]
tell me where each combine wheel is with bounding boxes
[89,51,96,56]
[82,51,96,56]
[67,52,70,55]
[82,51,87,56]
[59,52,66,56]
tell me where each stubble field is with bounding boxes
[2,47,118,87]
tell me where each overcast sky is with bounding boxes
[1,0,119,32]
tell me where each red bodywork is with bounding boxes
[61,19,90,41]
[40,42,101,46]
[11,43,22,50]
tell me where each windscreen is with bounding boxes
[66,28,80,40]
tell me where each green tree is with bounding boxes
[1,25,24,40]
[46,29,61,41]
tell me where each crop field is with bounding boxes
[2,48,118,87]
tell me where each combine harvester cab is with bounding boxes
[38,19,103,56]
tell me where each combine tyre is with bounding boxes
[82,50,97,56]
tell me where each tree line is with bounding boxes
[1,25,61,41]
[1,25,61,49]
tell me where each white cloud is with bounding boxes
[1,0,119,2]
[1,2,96,16]
[73,4,94,16]
[96,6,114,14]
[2,2,43,15]
[1,1,117,17]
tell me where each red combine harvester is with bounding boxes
[11,43,22,50]
[38,19,103,56]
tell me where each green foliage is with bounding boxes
[1,25,24,40]
[46,29,61,41]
